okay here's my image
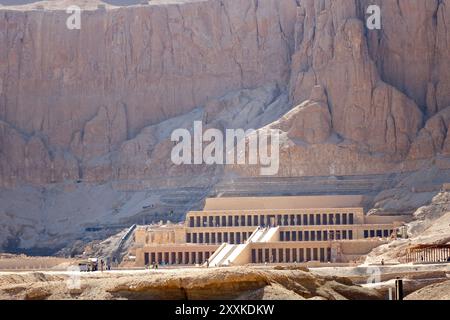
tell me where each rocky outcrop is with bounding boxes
[0,0,298,187]
[405,280,450,300]
[230,0,450,179]
[363,0,450,115]
[1,0,450,186]
[408,107,450,159]
[280,85,332,144]
[1,0,450,252]
[0,267,383,300]
[366,191,450,264]
[289,0,423,158]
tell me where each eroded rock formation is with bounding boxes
[0,0,450,252]
[0,0,298,186]
[0,267,383,300]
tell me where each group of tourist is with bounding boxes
[98,258,112,272]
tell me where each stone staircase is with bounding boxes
[208,226,280,267]
[208,244,238,267]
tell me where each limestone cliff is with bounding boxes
[272,0,450,176]
[0,0,450,252]
[0,0,298,186]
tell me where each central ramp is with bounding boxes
[208,226,279,267]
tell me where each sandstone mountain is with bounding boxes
[0,0,449,253]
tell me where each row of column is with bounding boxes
[363,229,393,239]
[187,231,251,244]
[189,213,355,228]
[406,248,450,263]
[251,247,331,263]
[280,230,354,241]
[144,251,215,266]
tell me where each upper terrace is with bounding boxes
[202,195,365,211]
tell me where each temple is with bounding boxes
[132,196,410,267]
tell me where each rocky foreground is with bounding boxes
[367,192,450,264]
[0,267,381,300]
[405,280,450,300]
[0,266,449,300]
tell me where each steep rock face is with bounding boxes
[2,0,450,187]
[231,0,450,179]
[408,107,450,159]
[281,85,332,144]
[0,121,79,185]
[363,0,450,114]
[0,0,298,187]
[0,0,450,252]
[289,0,423,158]
[233,0,450,178]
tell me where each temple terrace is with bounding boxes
[131,195,410,267]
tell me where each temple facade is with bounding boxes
[133,196,410,267]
